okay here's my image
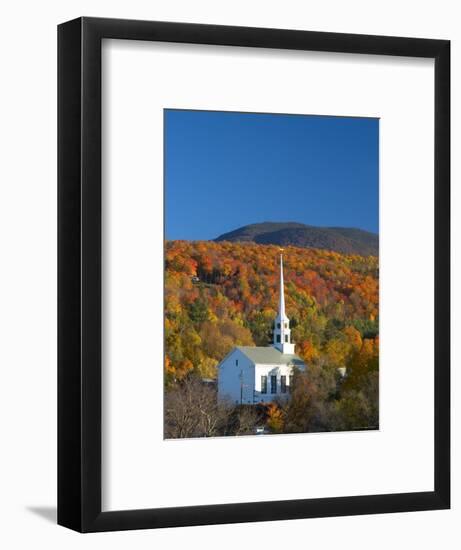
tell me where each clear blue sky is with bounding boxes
[165,109,379,240]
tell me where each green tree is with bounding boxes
[188,298,209,325]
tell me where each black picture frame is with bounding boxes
[58,17,450,532]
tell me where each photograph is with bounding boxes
[164,109,379,439]
[0,1,452,543]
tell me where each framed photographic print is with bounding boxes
[58,17,450,532]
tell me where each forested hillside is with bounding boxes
[165,240,379,436]
[215,222,379,256]
[166,240,378,376]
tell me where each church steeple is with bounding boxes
[278,253,286,319]
[273,253,295,354]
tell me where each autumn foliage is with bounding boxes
[164,240,379,433]
[166,240,378,373]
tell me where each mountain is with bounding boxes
[214,222,378,256]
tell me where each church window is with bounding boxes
[235,359,238,366]
[276,335,281,343]
[284,323,287,329]
[284,335,288,342]
[281,375,287,393]
[271,375,277,394]
[277,322,281,329]
[261,375,267,394]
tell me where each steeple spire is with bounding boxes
[279,253,286,319]
[273,253,295,354]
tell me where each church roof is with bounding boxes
[236,346,305,367]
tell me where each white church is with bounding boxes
[217,254,306,405]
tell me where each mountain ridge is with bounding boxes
[214,221,378,256]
